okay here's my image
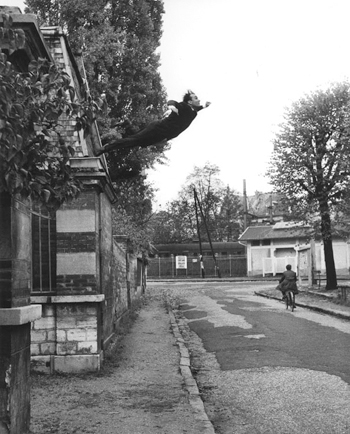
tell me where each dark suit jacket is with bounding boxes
[159,100,203,140]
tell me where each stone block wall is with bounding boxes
[100,233,143,350]
[56,304,98,355]
[31,300,103,373]
[31,304,56,359]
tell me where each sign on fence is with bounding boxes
[176,255,187,269]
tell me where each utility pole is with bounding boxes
[268,194,273,224]
[193,188,221,278]
[193,189,205,278]
[243,179,248,230]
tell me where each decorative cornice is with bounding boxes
[70,157,117,203]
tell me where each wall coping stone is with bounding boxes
[31,294,105,304]
[0,304,42,325]
[70,157,104,170]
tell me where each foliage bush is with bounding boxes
[0,13,103,209]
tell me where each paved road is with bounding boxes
[159,281,350,434]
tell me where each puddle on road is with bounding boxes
[245,334,266,339]
[183,295,252,330]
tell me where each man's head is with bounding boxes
[183,90,201,108]
[286,264,292,270]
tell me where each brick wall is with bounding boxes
[56,189,98,295]
[42,28,86,157]
[31,186,143,373]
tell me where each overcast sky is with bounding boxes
[1,0,25,12]
[148,0,350,208]
[5,0,350,208]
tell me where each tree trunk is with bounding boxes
[320,206,337,289]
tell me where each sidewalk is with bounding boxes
[30,285,350,433]
[255,286,350,321]
[30,292,215,434]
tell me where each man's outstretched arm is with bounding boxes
[193,101,211,112]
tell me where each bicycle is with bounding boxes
[284,290,295,312]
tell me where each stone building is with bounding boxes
[0,7,145,433]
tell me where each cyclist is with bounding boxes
[278,264,299,308]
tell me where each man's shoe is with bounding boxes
[95,147,105,156]
[111,118,131,128]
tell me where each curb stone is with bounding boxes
[168,309,216,434]
[255,291,350,321]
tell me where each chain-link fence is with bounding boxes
[147,255,247,278]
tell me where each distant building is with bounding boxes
[245,192,286,225]
[239,221,350,277]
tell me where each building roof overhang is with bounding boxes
[0,7,52,70]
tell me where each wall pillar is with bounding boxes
[51,184,104,372]
[0,193,41,434]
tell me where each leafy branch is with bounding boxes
[0,13,103,209]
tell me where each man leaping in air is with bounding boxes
[95,90,211,155]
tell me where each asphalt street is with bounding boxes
[164,281,350,434]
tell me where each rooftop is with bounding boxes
[239,223,313,241]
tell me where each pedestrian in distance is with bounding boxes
[95,90,211,155]
[277,264,299,308]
